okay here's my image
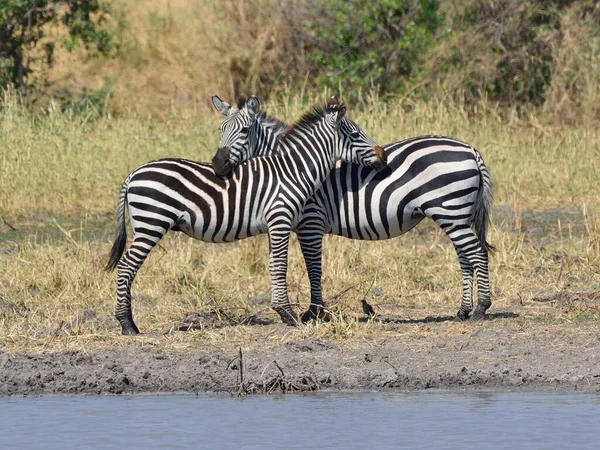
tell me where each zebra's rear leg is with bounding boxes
[439,222,478,320]
[470,249,492,320]
[455,253,475,320]
[115,238,159,335]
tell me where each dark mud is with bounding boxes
[2,321,599,397]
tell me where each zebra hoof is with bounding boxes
[471,309,488,321]
[301,309,316,324]
[273,305,299,326]
[301,304,331,324]
[456,309,471,321]
[120,322,140,335]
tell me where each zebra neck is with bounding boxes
[254,120,286,157]
[276,140,336,197]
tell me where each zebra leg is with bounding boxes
[470,249,492,320]
[268,228,299,326]
[115,237,159,335]
[297,228,330,323]
[439,222,478,320]
[455,253,475,320]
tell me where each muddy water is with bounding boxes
[1,391,599,449]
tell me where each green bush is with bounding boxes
[308,0,444,99]
[0,1,114,95]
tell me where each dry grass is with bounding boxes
[29,0,600,128]
[41,0,309,114]
[1,92,599,354]
[1,215,598,354]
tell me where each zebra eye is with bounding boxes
[241,127,249,134]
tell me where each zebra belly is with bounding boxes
[306,147,481,241]
[325,198,426,240]
[188,213,266,243]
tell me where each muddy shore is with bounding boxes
[2,318,599,397]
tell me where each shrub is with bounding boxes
[0,1,114,96]
[307,0,444,99]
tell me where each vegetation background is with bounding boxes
[0,0,599,350]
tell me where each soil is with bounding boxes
[2,313,599,397]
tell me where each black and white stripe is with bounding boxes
[211,99,494,323]
[106,96,386,334]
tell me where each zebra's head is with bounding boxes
[212,95,386,176]
[211,95,261,177]
[325,96,387,170]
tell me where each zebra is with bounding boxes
[105,96,386,334]
[211,95,494,323]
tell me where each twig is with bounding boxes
[52,218,79,248]
[382,357,400,376]
[1,216,17,231]
[331,283,360,302]
[272,360,286,394]
[237,347,247,397]
[361,279,376,300]
[555,259,565,289]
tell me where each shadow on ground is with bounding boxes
[358,311,520,324]
[176,310,275,331]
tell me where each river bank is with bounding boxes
[2,314,599,397]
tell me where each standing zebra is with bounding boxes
[105,96,386,334]
[211,96,494,323]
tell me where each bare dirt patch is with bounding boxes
[2,310,599,397]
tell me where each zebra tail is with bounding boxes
[105,179,129,272]
[472,150,496,254]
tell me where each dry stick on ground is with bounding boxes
[259,360,292,394]
[272,360,287,394]
[1,216,17,231]
[555,259,565,289]
[237,347,247,397]
[326,284,361,312]
[382,356,401,377]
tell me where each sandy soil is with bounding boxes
[2,312,599,397]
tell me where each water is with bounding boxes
[1,391,599,449]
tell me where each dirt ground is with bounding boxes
[2,309,599,397]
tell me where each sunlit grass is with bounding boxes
[0,93,599,353]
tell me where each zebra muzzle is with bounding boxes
[371,145,387,170]
[212,147,233,177]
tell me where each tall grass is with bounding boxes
[1,92,598,217]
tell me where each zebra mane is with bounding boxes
[236,96,248,109]
[256,111,289,135]
[280,100,346,145]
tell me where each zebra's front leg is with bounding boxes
[297,228,330,323]
[268,228,299,326]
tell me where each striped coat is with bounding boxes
[106,96,386,334]
[211,97,493,322]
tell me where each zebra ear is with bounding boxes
[334,105,346,129]
[246,96,261,117]
[212,95,232,116]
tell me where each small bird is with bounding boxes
[361,299,376,318]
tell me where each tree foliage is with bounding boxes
[308,0,443,98]
[0,0,113,94]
